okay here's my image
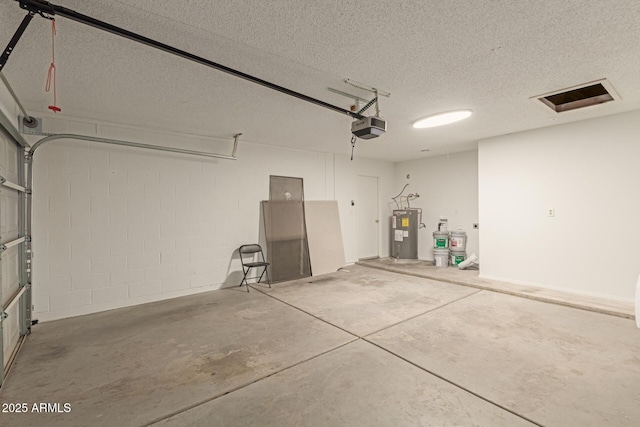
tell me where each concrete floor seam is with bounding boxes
[362,338,545,427]
[362,289,483,338]
[251,285,363,338]
[248,280,544,423]
[143,338,360,427]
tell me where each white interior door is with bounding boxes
[357,175,379,259]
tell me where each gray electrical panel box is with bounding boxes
[391,209,419,259]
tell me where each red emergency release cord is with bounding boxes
[45,19,61,112]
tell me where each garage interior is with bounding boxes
[1,1,639,426]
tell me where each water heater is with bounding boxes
[391,209,419,259]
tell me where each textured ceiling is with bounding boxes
[1,0,640,161]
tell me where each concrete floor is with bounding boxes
[1,265,639,426]
[358,257,636,318]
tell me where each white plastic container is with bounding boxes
[450,230,467,251]
[450,250,466,267]
[458,253,478,270]
[434,249,450,268]
[433,231,449,249]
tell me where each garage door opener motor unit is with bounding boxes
[351,116,386,139]
[348,82,389,140]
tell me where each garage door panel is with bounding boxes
[1,245,20,306]
[0,133,19,184]
[0,132,20,184]
[0,131,6,176]
[1,101,27,387]
[2,303,20,370]
[1,188,20,242]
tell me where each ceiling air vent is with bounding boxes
[533,79,618,113]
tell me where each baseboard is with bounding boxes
[478,273,635,305]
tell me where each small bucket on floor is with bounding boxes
[433,231,449,249]
[434,249,449,268]
[450,250,466,266]
[450,229,467,251]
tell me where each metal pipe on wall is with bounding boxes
[17,146,31,337]
[29,133,240,160]
[23,147,33,334]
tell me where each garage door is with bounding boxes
[0,115,30,387]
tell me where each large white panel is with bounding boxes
[305,201,346,275]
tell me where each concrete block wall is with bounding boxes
[29,114,395,321]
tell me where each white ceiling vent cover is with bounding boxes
[532,79,619,113]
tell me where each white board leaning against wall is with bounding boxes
[304,201,346,276]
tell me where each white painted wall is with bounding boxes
[479,110,640,301]
[394,151,479,261]
[28,114,395,321]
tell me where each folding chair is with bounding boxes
[238,244,271,292]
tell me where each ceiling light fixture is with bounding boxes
[413,110,472,128]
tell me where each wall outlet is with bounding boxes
[472,223,479,229]
[547,208,555,217]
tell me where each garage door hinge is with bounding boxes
[0,176,6,184]
[25,236,32,243]
[0,244,6,252]
[1,310,7,320]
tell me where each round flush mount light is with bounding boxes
[413,110,472,128]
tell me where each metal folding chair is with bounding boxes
[238,244,271,292]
